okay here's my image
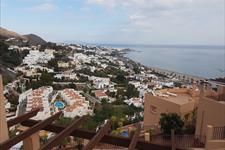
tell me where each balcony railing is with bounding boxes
[213,126,225,140]
[150,134,205,148]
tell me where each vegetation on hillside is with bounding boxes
[0,40,28,84]
[81,102,143,131]
[0,40,22,66]
[25,71,54,89]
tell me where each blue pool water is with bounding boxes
[54,101,65,109]
[120,131,129,137]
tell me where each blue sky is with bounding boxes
[1,0,225,45]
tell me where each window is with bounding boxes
[150,105,157,114]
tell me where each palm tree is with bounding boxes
[111,116,117,130]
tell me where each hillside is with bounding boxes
[0,40,19,84]
[0,27,46,45]
[24,34,46,45]
[0,27,26,39]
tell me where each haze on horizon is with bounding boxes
[1,0,225,45]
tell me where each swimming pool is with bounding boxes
[120,131,129,137]
[54,101,65,109]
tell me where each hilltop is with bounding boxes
[0,27,46,45]
[23,34,46,45]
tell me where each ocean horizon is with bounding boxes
[98,44,225,79]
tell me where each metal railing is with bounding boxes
[150,134,206,148]
[213,126,225,140]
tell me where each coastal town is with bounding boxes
[0,35,225,150]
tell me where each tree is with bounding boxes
[48,59,59,72]
[112,74,127,84]
[81,117,98,130]
[125,84,139,99]
[111,116,117,130]
[106,90,115,98]
[174,81,182,88]
[101,98,109,105]
[39,71,53,86]
[68,83,77,89]
[133,66,141,74]
[0,40,22,66]
[2,75,13,85]
[0,40,9,51]
[56,117,73,125]
[159,113,184,135]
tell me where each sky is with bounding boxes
[1,0,225,45]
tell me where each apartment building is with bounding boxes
[60,89,91,117]
[195,85,225,137]
[143,87,201,129]
[25,86,53,120]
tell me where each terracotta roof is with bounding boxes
[62,89,85,101]
[64,101,84,112]
[95,90,108,98]
[61,89,88,113]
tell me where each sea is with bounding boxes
[101,44,225,79]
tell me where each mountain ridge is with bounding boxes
[0,27,46,45]
[23,34,46,45]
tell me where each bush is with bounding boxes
[112,74,127,84]
[125,84,139,99]
[160,113,184,135]
[56,117,73,125]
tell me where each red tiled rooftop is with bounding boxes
[95,90,107,98]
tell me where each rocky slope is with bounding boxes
[0,27,46,45]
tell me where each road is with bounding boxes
[83,93,101,104]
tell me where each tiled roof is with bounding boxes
[62,89,83,100]
[61,89,88,112]
[95,90,108,98]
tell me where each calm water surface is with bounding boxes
[109,45,225,78]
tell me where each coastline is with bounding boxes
[117,45,224,80]
[119,48,206,81]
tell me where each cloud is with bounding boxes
[129,14,146,21]
[84,0,224,45]
[86,0,119,8]
[27,3,57,11]
[86,0,193,9]
[85,0,194,28]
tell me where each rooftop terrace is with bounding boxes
[161,93,194,105]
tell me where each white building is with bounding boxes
[153,80,174,88]
[124,97,143,108]
[54,72,78,80]
[129,81,141,88]
[89,76,110,89]
[23,50,54,65]
[73,53,91,64]
[8,45,20,50]
[58,61,70,68]
[60,89,92,118]
[24,87,53,120]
